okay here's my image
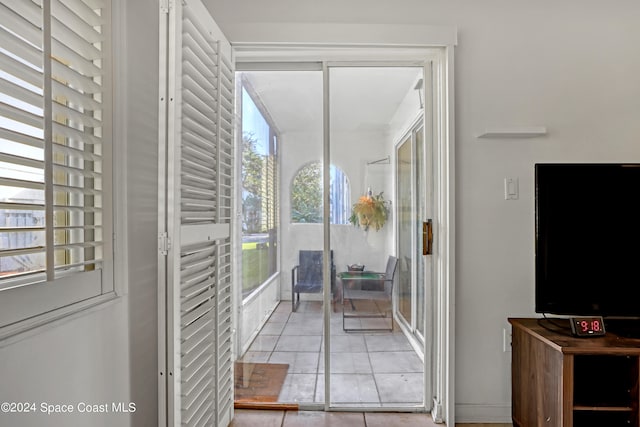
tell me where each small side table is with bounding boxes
[337,271,393,332]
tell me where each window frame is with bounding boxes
[0,0,122,340]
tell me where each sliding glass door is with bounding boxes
[397,135,413,327]
[233,62,433,411]
[328,65,427,409]
[234,69,325,405]
[396,123,431,345]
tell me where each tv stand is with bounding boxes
[509,318,640,427]
[605,318,640,339]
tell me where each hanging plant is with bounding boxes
[349,190,389,232]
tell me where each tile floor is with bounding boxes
[237,300,424,407]
[229,409,440,427]
[230,410,514,427]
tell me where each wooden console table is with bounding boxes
[509,318,640,427]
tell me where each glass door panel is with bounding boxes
[234,69,325,406]
[397,122,430,344]
[397,136,413,326]
[329,66,424,409]
[415,127,427,339]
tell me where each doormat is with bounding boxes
[234,362,289,403]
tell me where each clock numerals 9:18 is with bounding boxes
[569,316,606,337]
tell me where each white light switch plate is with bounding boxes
[504,177,519,200]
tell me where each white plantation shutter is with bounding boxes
[0,0,112,328]
[50,0,109,277]
[160,0,234,425]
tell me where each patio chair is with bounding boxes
[291,250,336,312]
[341,255,398,331]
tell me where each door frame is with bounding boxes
[235,39,455,423]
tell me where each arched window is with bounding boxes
[290,162,350,224]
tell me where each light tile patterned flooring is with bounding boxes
[230,409,439,427]
[230,410,514,427]
[238,300,424,407]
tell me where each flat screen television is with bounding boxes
[535,163,640,319]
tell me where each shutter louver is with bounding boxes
[50,0,106,277]
[0,0,46,277]
[164,0,234,425]
[214,47,234,426]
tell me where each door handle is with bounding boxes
[423,220,433,255]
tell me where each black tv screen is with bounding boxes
[535,163,640,317]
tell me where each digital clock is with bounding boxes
[569,316,606,337]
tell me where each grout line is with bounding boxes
[362,334,382,403]
[366,336,384,405]
[261,302,423,407]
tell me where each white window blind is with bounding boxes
[0,0,113,330]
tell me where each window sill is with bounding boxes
[0,292,120,346]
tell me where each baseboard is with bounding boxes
[455,404,512,423]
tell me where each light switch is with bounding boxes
[504,177,519,200]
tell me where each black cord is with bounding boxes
[537,314,574,337]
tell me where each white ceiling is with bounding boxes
[240,68,422,134]
[241,71,322,133]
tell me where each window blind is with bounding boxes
[0,0,110,286]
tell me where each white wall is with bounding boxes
[280,130,392,303]
[205,0,640,422]
[0,303,131,427]
[240,277,280,355]
[124,0,160,424]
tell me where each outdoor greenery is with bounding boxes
[290,162,323,223]
[241,242,268,295]
[241,132,265,233]
[241,132,270,293]
[240,86,279,298]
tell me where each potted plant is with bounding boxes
[349,190,389,232]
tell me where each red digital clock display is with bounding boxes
[569,316,606,337]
